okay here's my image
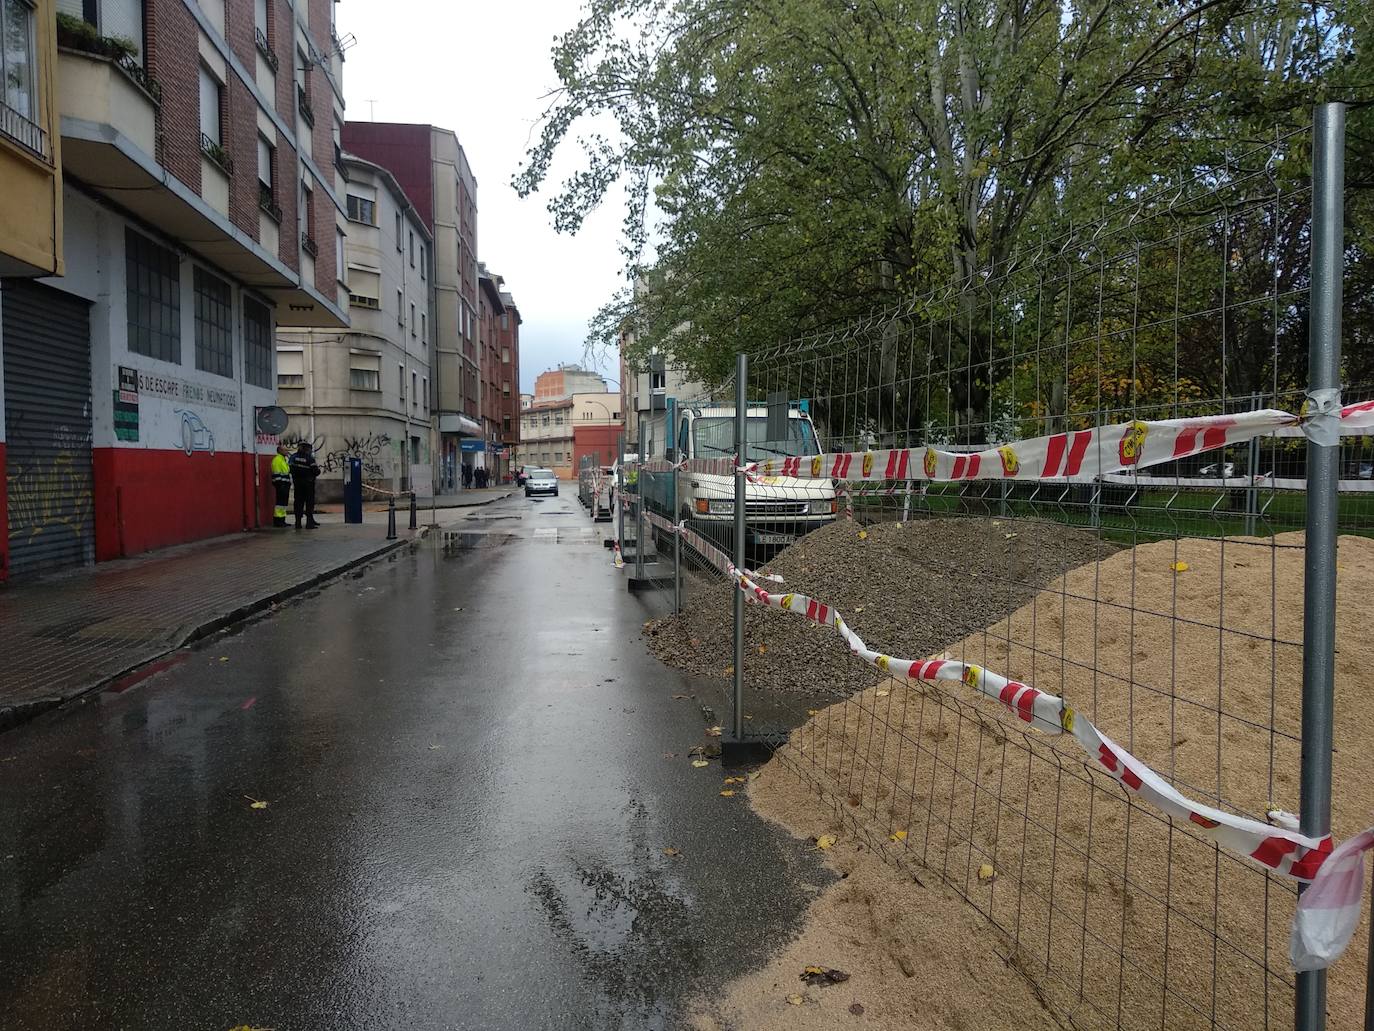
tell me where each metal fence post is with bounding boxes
[668,396,681,614]
[386,493,397,541]
[616,432,625,554]
[1297,101,1344,1031]
[1246,392,1262,538]
[732,353,748,741]
[636,417,647,579]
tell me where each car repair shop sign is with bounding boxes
[114,366,139,442]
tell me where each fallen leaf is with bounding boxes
[876,689,890,698]
[748,770,761,780]
[854,605,864,613]
[890,830,908,842]
[1004,532,1018,540]
[807,709,820,716]
[720,789,736,797]
[672,694,687,699]
[691,759,710,768]
[857,529,869,540]
[723,776,745,784]
[663,847,681,857]
[429,744,441,750]
[219,657,229,663]
[244,796,269,810]
[1172,561,1190,572]
[801,965,851,986]
[895,522,904,530]
[815,834,837,850]
[743,713,754,721]
[705,725,722,737]
[758,645,767,654]
[850,1002,866,1015]
[785,994,805,1006]
[978,863,996,882]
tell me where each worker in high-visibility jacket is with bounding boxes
[271,443,292,527]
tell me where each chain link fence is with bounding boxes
[617,107,1374,1030]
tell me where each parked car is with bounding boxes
[1199,462,1236,478]
[525,468,559,497]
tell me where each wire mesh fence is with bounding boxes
[618,109,1373,1030]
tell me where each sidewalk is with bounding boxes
[0,523,418,729]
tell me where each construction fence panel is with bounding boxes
[645,112,1374,1031]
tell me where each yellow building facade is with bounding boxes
[0,0,63,277]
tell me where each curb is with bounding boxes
[0,533,422,735]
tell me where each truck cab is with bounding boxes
[650,405,837,558]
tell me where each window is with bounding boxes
[276,349,303,389]
[254,0,268,35]
[421,312,426,341]
[541,414,549,427]
[257,135,274,191]
[412,371,418,408]
[501,313,509,330]
[199,64,223,147]
[502,347,510,364]
[419,243,426,280]
[397,289,404,326]
[1,0,36,124]
[408,230,414,267]
[410,302,416,337]
[422,377,428,412]
[125,229,181,364]
[245,298,273,387]
[503,416,511,434]
[336,229,345,283]
[193,267,233,378]
[349,352,381,391]
[395,211,402,249]
[554,413,564,425]
[398,363,405,397]
[346,194,375,224]
[650,370,666,391]
[502,381,510,398]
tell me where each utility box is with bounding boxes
[343,457,363,524]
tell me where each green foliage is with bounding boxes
[520,0,1373,392]
[56,11,139,62]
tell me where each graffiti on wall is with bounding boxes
[278,430,393,478]
[323,434,391,477]
[173,410,217,457]
[4,406,94,546]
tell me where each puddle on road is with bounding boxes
[439,531,516,552]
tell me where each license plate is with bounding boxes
[754,532,795,544]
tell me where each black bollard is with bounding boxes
[387,493,397,540]
[409,491,418,530]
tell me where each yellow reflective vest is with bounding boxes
[271,453,291,484]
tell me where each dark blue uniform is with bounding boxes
[289,449,320,528]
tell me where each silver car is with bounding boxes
[525,468,559,497]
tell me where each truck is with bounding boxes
[637,403,837,560]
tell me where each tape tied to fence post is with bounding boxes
[1301,387,1343,447]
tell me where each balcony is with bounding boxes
[200,132,233,176]
[1,100,49,160]
[258,181,282,222]
[300,232,319,259]
[57,45,345,328]
[296,84,314,128]
[254,28,278,72]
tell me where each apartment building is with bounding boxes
[1,0,349,582]
[342,121,481,493]
[518,390,619,481]
[276,151,431,499]
[476,264,520,484]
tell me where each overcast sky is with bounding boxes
[335,0,625,394]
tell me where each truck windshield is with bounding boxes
[693,417,819,460]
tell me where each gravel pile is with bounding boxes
[643,515,1118,708]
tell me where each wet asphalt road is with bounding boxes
[0,491,829,1031]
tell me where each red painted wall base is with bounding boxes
[93,447,272,561]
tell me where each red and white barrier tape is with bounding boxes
[622,398,1374,486]
[645,513,1369,965]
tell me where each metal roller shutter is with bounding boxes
[3,280,95,577]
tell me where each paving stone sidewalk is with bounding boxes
[0,524,417,728]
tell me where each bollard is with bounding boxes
[409,491,418,530]
[387,493,397,540]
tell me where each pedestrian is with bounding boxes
[462,463,473,489]
[271,443,292,527]
[475,466,487,489]
[289,441,321,529]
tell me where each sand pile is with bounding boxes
[749,532,1374,1030]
